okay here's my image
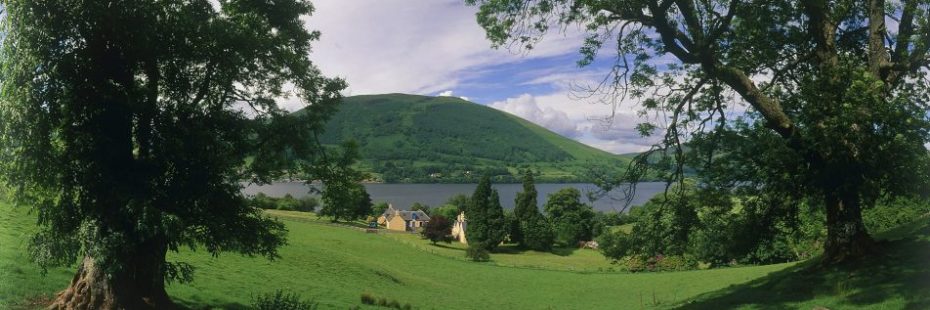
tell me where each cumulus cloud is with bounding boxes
[489,94,582,138]
[488,91,662,154]
[437,90,469,101]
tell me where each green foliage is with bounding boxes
[520,213,555,251]
[0,0,344,290]
[311,94,628,183]
[410,202,431,215]
[247,193,319,212]
[544,188,596,246]
[432,204,461,221]
[313,142,373,222]
[864,197,930,234]
[421,215,453,245]
[464,176,506,251]
[446,194,471,212]
[465,243,491,262]
[511,170,538,245]
[372,202,390,216]
[252,290,317,310]
[602,183,930,270]
[466,0,930,264]
[359,293,412,309]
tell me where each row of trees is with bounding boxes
[456,172,600,259]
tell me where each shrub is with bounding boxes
[655,255,696,271]
[251,290,316,310]
[360,293,375,305]
[617,256,647,272]
[596,229,632,260]
[421,215,453,244]
[296,196,320,212]
[466,243,490,262]
[864,197,930,233]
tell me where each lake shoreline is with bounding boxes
[243,182,667,212]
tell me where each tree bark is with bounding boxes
[822,191,876,264]
[49,238,174,310]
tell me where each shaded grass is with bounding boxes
[676,217,930,309]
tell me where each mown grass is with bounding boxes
[2,202,928,309]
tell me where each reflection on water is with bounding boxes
[242,182,668,212]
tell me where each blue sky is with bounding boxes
[301,0,659,154]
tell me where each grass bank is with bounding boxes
[2,202,927,309]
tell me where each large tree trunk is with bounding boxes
[49,238,174,310]
[822,191,876,264]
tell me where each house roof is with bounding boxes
[382,207,431,222]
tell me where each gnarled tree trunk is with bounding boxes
[822,190,876,264]
[49,238,174,310]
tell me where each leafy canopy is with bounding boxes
[0,0,345,278]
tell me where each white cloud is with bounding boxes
[489,89,663,154]
[490,94,581,138]
[306,0,587,96]
[436,90,469,101]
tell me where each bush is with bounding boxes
[596,229,632,260]
[246,193,318,213]
[466,243,490,262]
[252,290,316,310]
[617,256,647,272]
[360,293,375,305]
[421,215,453,244]
[654,255,696,271]
[296,196,320,212]
[864,197,930,233]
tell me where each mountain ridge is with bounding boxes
[304,93,628,183]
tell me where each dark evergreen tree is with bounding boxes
[521,213,555,251]
[511,170,538,245]
[514,170,538,219]
[464,176,505,251]
[465,176,492,247]
[485,189,507,250]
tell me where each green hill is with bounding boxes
[309,93,627,183]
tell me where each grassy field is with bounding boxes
[2,202,928,309]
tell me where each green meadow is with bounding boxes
[2,202,928,309]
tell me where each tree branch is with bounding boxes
[868,0,891,78]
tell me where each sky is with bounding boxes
[301,0,659,154]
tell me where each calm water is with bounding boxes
[242,182,668,212]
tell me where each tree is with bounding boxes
[544,188,596,245]
[486,189,507,248]
[410,202,431,215]
[421,215,454,245]
[372,202,390,216]
[464,176,506,251]
[446,194,471,213]
[0,1,345,308]
[466,0,930,263]
[521,213,555,251]
[314,142,372,222]
[433,204,462,221]
[511,170,539,245]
